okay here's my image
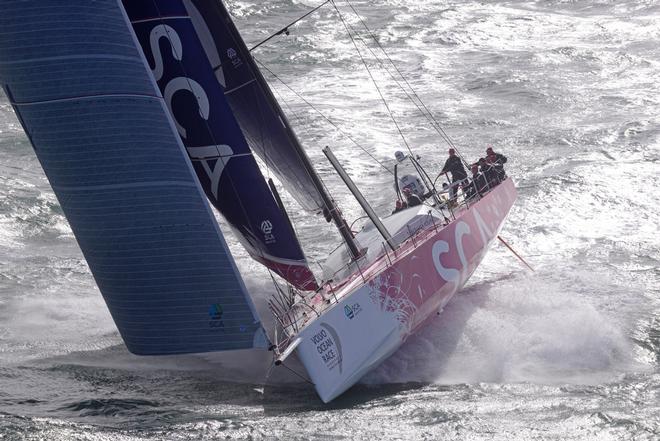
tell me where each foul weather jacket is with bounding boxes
[440,156,467,181]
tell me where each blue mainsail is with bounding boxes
[0,0,267,354]
[123,0,318,290]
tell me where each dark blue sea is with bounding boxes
[1,0,658,439]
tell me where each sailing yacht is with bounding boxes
[0,0,516,402]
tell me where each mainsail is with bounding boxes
[122,0,318,290]
[0,1,267,354]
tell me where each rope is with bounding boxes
[497,236,535,272]
[249,0,331,52]
[330,0,415,158]
[256,59,394,175]
[280,361,315,385]
[343,1,453,142]
[253,2,472,174]
[339,0,472,168]
[265,84,336,210]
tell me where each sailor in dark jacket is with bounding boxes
[464,165,478,200]
[486,146,507,165]
[465,164,488,199]
[486,152,506,183]
[479,157,498,188]
[440,148,467,202]
[402,187,422,207]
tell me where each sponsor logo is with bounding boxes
[309,323,343,373]
[344,305,354,319]
[344,303,362,320]
[260,220,272,234]
[260,219,276,244]
[431,208,496,286]
[145,24,232,199]
[227,48,243,68]
[208,303,225,330]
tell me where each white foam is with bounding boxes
[363,271,639,385]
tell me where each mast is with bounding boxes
[248,50,362,259]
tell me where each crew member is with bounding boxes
[486,146,507,166]
[391,199,407,214]
[440,148,467,203]
[479,157,498,188]
[436,183,450,208]
[403,187,422,207]
[464,164,482,200]
[486,152,506,183]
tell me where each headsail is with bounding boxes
[122,0,318,290]
[0,0,267,354]
[170,0,328,213]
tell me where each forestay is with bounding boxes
[123,0,318,290]
[0,0,267,354]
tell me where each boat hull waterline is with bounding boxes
[297,178,517,402]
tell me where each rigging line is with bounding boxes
[337,9,455,149]
[337,41,461,170]
[280,360,314,385]
[266,82,313,242]
[263,91,338,232]
[342,0,473,167]
[342,0,454,138]
[330,0,415,158]
[256,59,394,175]
[245,20,350,227]
[149,3,269,264]
[264,357,277,385]
[266,75,333,201]
[268,271,294,314]
[249,0,331,52]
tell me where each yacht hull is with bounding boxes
[296,178,517,402]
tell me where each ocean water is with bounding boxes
[1,0,659,439]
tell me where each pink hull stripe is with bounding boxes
[368,178,517,335]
